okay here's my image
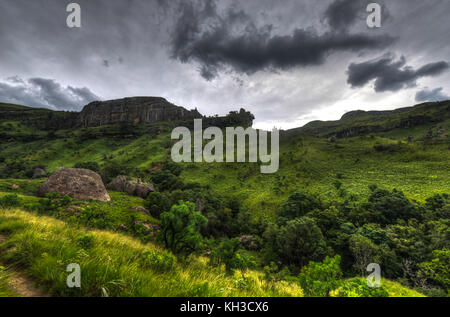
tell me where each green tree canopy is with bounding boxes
[158,201,207,255]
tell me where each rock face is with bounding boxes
[37,168,111,202]
[239,235,260,251]
[78,97,202,127]
[106,175,155,199]
[32,168,46,179]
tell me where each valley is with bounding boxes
[0,99,449,297]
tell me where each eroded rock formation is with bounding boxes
[78,97,202,127]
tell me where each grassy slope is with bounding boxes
[182,133,449,219]
[0,188,159,235]
[1,122,449,220]
[0,208,421,297]
[0,208,302,297]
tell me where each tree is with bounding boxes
[210,238,254,274]
[158,201,207,255]
[366,189,421,225]
[349,234,382,276]
[420,249,450,293]
[278,191,322,224]
[144,192,171,219]
[299,255,342,297]
[275,217,328,267]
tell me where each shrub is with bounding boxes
[144,192,171,219]
[79,206,111,229]
[0,194,22,208]
[157,201,208,255]
[34,193,73,215]
[141,249,177,272]
[77,234,95,249]
[366,188,421,225]
[338,278,389,297]
[299,255,343,297]
[278,192,322,224]
[210,238,254,274]
[265,217,328,268]
[420,249,450,293]
[151,170,183,191]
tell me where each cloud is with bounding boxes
[323,0,365,32]
[0,76,100,111]
[415,87,449,102]
[170,0,395,80]
[323,0,391,33]
[347,54,449,92]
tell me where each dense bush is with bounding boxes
[420,249,450,293]
[264,217,328,268]
[365,189,421,225]
[299,255,342,297]
[77,234,95,249]
[278,191,322,224]
[157,201,208,255]
[141,249,177,272]
[210,238,254,274]
[0,194,21,208]
[338,278,389,297]
[144,192,171,219]
[32,193,73,215]
[151,170,183,191]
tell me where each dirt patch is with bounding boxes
[0,234,48,297]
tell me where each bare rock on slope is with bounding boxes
[32,168,46,179]
[37,168,110,202]
[106,175,155,199]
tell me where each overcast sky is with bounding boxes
[0,0,449,130]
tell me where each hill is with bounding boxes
[0,99,448,297]
[290,101,450,139]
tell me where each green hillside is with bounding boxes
[0,100,449,297]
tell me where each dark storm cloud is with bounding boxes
[415,87,449,102]
[0,76,100,111]
[324,0,364,32]
[170,0,395,80]
[347,54,449,92]
[323,0,391,33]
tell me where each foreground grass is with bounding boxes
[0,268,16,297]
[380,279,425,297]
[0,208,302,297]
[0,208,424,297]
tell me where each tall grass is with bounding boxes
[0,208,303,297]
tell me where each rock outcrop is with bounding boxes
[37,168,110,201]
[239,235,260,251]
[78,97,202,128]
[32,168,46,179]
[106,175,155,199]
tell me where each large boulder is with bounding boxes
[37,168,110,202]
[106,175,154,199]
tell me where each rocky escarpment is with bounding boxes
[77,97,202,128]
[1,97,256,131]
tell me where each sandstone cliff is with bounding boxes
[78,97,202,127]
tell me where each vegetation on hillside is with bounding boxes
[0,101,448,297]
